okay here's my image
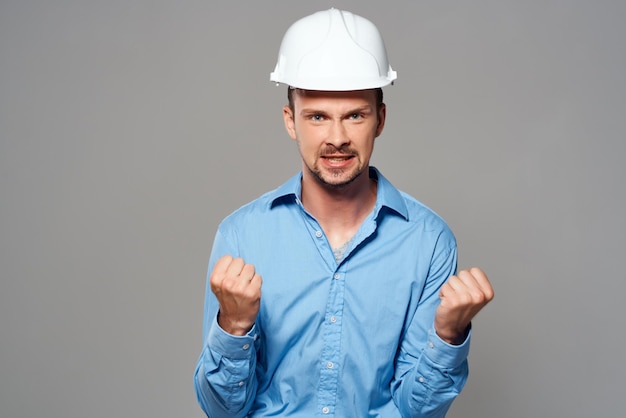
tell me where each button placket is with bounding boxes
[317,265,346,416]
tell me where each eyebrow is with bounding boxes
[299,105,373,117]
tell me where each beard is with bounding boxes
[304,146,364,189]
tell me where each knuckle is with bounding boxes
[472,291,486,304]
[209,272,223,287]
[221,276,239,292]
[242,263,256,277]
[457,269,470,278]
[469,266,483,276]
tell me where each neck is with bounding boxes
[301,168,377,248]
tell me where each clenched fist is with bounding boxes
[210,255,262,336]
[434,267,494,345]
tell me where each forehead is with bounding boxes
[292,89,378,108]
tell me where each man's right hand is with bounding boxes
[210,255,262,336]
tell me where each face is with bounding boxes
[283,89,386,189]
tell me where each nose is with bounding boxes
[327,120,349,148]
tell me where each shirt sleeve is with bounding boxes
[194,316,259,418]
[391,231,470,417]
[193,226,259,418]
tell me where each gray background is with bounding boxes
[1,1,624,417]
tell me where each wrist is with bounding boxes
[435,324,470,345]
[217,312,254,336]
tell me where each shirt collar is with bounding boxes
[269,167,409,221]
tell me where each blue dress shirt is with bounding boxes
[194,167,470,417]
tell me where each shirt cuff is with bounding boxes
[207,314,258,360]
[424,326,471,369]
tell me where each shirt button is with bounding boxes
[428,341,435,349]
[242,343,250,350]
[326,362,334,369]
[322,407,330,414]
[418,376,425,383]
[330,316,337,323]
[238,381,244,387]
[315,230,323,238]
[333,273,340,280]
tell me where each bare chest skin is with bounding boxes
[303,175,378,250]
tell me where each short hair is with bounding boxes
[287,87,384,114]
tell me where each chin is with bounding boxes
[319,168,363,189]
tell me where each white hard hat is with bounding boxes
[270,8,397,91]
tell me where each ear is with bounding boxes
[375,103,386,138]
[283,105,297,140]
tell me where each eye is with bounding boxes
[349,113,363,120]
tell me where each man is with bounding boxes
[194,8,493,418]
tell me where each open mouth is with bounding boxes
[321,155,354,168]
[323,156,353,162]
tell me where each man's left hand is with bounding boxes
[434,267,494,345]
